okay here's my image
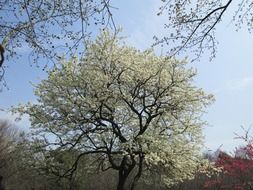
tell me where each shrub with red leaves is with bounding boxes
[204,144,253,190]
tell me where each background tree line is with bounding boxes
[1,0,253,80]
[3,118,253,190]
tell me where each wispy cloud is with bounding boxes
[123,0,167,50]
[225,76,253,90]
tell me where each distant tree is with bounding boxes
[0,120,17,170]
[0,129,66,190]
[14,31,214,190]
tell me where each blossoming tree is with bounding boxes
[15,31,213,190]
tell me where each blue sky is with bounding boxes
[1,0,253,152]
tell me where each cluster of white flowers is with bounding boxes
[14,31,214,187]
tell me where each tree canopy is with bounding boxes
[0,0,115,84]
[14,31,214,190]
[2,0,252,68]
[1,0,253,85]
[0,0,114,63]
[156,0,253,60]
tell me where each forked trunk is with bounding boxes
[116,156,135,190]
[130,155,144,190]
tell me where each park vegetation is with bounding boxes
[1,0,253,190]
[2,118,253,189]
[1,30,252,190]
[10,31,214,190]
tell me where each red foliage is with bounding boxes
[216,152,253,177]
[204,144,253,190]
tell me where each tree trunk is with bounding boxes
[117,173,128,190]
[130,155,144,190]
[116,156,135,190]
[117,165,133,190]
[0,176,5,190]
